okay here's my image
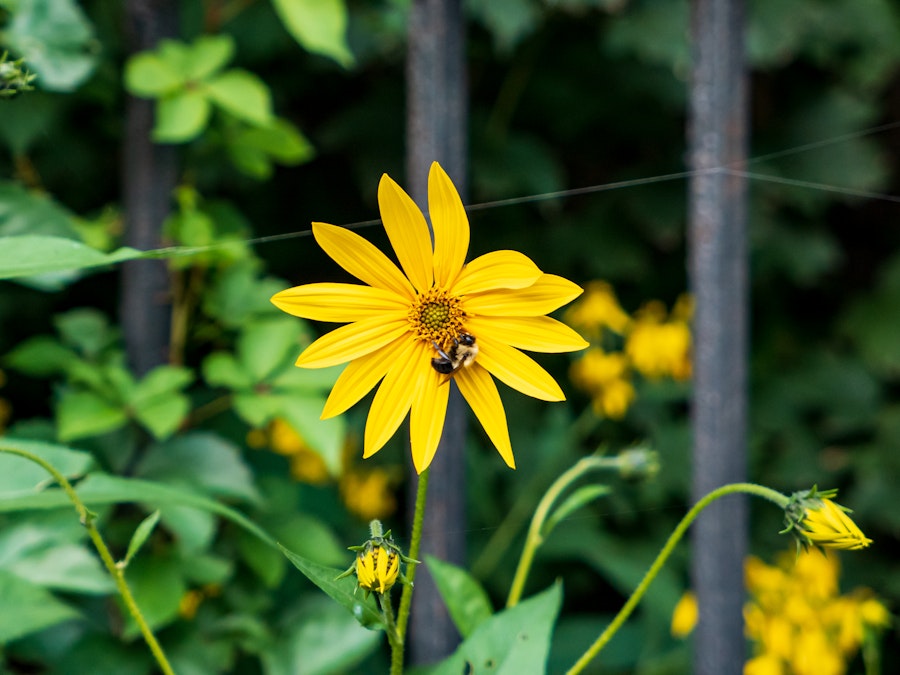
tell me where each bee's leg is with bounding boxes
[432,341,451,361]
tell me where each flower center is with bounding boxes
[409,288,466,346]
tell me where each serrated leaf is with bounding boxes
[205,70,273,127]
[123,510,161,567]
[0,569,80,642]
[184,34,235,81]
[271,0,354,67]
[153,90,211,143]
[542,484,612,538]
[124,52,184,97]
[279,544,383,630]
[426,555,493,637]
[56,391,128,442]
[0,236,144,279]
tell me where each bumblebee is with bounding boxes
[431,333,479,375]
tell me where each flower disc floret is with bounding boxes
[409,288,466,345]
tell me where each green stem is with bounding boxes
[379,592,401,653]
[391,467,430,675]
[566,482,788,675]
[506,455,623,608]
[0,445,176,675]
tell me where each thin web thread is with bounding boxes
[152,118,900,257]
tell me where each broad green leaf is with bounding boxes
[158,504,217,553]
[124,52,184,97]
[426,555,493,638]
[131,365,193,405]
[202,261,288,327]
[271,0,354,67]
[0,438,93,496]
[430,582,562,675]
[262,596,382,675]
[123,510,161,567]
[153,90,211,143]
[4,0,97,91]
[233,391,283,427]
[269,361,342,392]
[56,391,127,442]
[6,542,114,594]
[279,544,383,630]
[542,484,612,538]
[0,182,79,238]
[227,118,315,179]
[0,235,144,280]
[205,69,273,127]
[0,569,80,643]
[4,336,76,376]
[184,34,235,81]
[202,351,254,390]
[267,512,345,567]
[238,528,286,588]
[238,317,301,382]
[0,473,276,547]
[54,308,116,358]
[132,389,190,439]
[121,553,185,638]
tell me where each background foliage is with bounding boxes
[1,0,899,672]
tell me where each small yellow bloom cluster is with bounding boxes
[672,550,890,675]
[566,282,692,418]
[248,419,398,521]
[744,549,890,675]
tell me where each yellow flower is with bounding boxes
[625,299,692,381]
[569,348,634,418]
[272,162,587,472]
[670,591,698,638]
[799,498,872,551]
[355,542,400,595]
[340,468,398,522]
[744,654,784,675]
[564,280,631,337]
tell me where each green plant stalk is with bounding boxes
[0,445,176,675]
[391,467,430,675]
[506,455,624,608]
[378,591,401,655]
[566,482,789,675]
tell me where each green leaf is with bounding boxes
[279,544,383,630]
[131,365,193,405]
[153,90,211,143]
[123,510,161,567]
[202,261,288,327]
[205,69,273,127]
[238,528,286,588]
[233,391,283,427]
[238,316,302,382]
[431,582,563,675]
[130,369,192,440]
[124,52,184,97]
[4,336,76,376]
[184,34,235,81]
[6,542,114,594]
[56,391,128,442]
[271,0,354,67]
[277,394,345,476]
[0,235,144,280]
[426,555,493,638]
[158,504,217,553]
[202,351,254,390]
[121,553,185,638]
[55,308,116,358]
[542,485,612,538]
[0,569,80,642]
[0,182,79,239]
[4,0,98,91]
[227,118,315,179]
[268,512,345,567]
[0,438,94,497]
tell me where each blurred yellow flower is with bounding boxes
[671,591,698,638]
[272,162,587,472]
[340,468,398,522]
[564,280,631,338]
[625,298,692,381]
[569,348,634,418]
[250,418,331,485]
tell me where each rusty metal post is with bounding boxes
[406,0,468,664]
[121,0,178,376]
[687,0,749,673]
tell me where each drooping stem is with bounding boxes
[0,446,176,675]
[506,454,625,608]
[391,467,430,675]
[566,482,788,675]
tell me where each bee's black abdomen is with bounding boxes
[431,357,456,374]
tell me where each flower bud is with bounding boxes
[783,487,872,551]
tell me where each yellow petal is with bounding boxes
[475,335,565,401]
[455,364,514,468]
[312,222,415,299]
[451,250,543,296]
[363,339,423,458]
[321,342,402,418]
[271,282,408,322]
[296,316,409,369]
[378,174,434,293]
[462,274,584,317]
[464,315,588,353]
[409,365,450,473]
[429,162,469,288]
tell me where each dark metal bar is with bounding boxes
[121,0,178,376]
[687,0,749,673]
[406,0,468,665]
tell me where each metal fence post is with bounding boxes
[406,0,468,664]
[687,0,749,672]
